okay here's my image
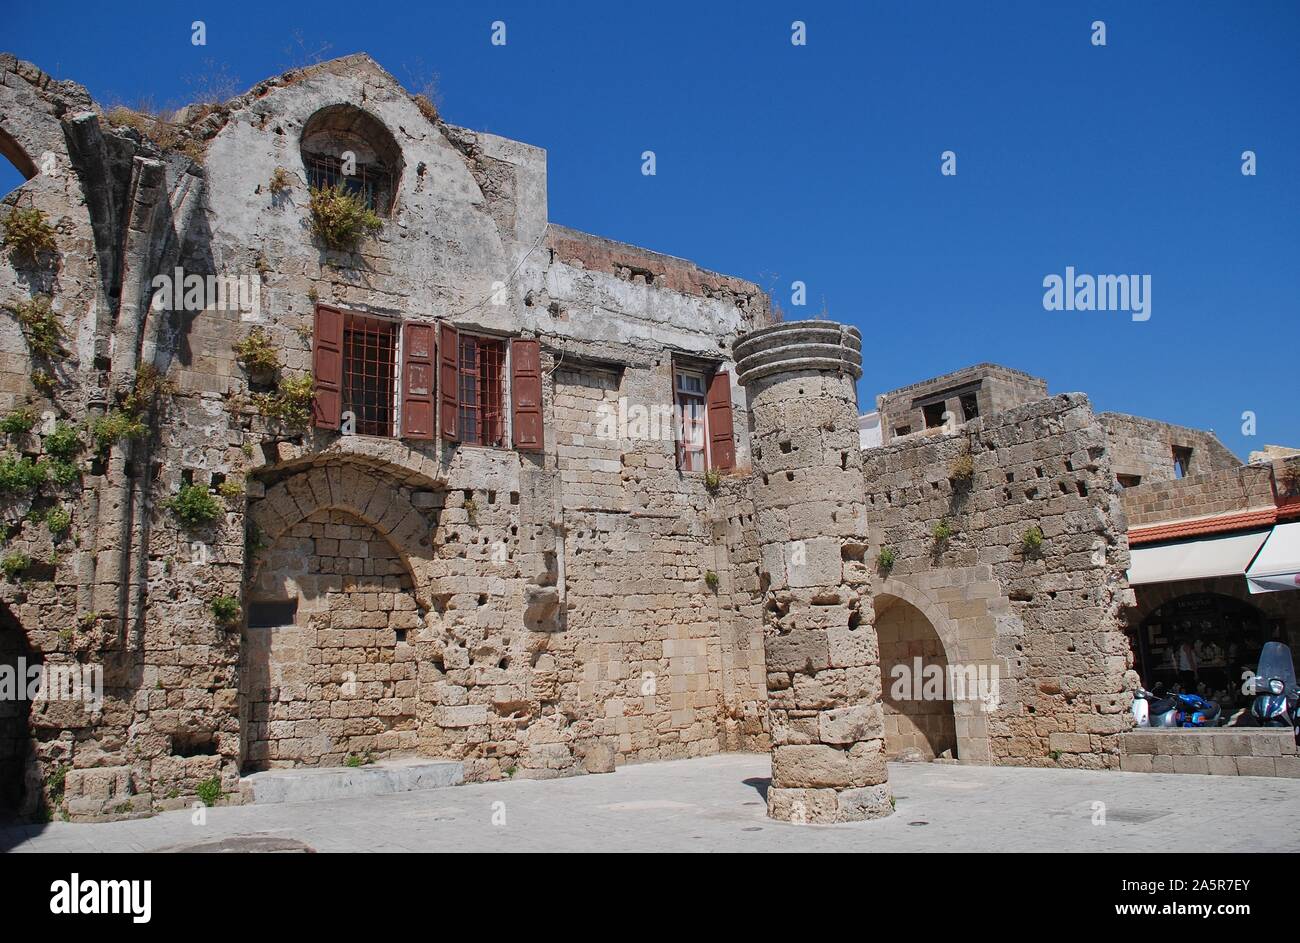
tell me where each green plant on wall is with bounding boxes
[195,776,222,807]
[1021,525,1044,555]
[949,448,974,483]
[43,421,81,462]
[3,295,64,359]
[703,468,722,493]
[233,327,282,373]
[0,455,49,495]
[92,410,148,455]
[168,483,224,529]
[253,374,313,431]
[211,596,240,626]
[45,506,71,539]
[1,551,30,581]
[0,408,36,438]
[704,570,720,591]
[1,207,58,266]
[932,519,954,544]
[308,182,382,251]
[269,166,292,196]
[877,547,897,571]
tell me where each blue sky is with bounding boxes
[4,1,1297,459]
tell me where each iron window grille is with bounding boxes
[304,153,392,214]
[342,312,398,437]
[457,333,507,446]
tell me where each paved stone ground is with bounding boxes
[4,754,1300,853]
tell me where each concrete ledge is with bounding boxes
[241,757,464,805]
[1117,729,1300,777]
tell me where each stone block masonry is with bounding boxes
[736,321,892,823]
[862,394,1137,769]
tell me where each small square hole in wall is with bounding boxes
[395,629,407,644]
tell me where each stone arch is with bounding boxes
[875,577,992,763]
[242,462,442,771]
[0,126,38,196]
[248,462,435,606]
[299,103,403,215]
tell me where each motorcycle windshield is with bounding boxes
[1256,642,1297,689]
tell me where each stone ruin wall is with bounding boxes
[0,53,771,818]
[861,393,1137,768]
[1099,412,1241,484]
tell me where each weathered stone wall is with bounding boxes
[862,394,1136,768]
[1100,412,1240,484]
[0,51,771,817]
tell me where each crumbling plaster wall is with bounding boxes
[862,394,1137,768]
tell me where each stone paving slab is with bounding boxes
[4,754,1300,853]
[242,757,464,805]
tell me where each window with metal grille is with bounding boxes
[342,312,397,437]
[457,333,506,446]
[304,153,392,214]
[674,367,708,472]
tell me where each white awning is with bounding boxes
[1127,530,1270,586]
[1247,522,1300,594]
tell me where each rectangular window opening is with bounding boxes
[960,392,980,421]
[1173,446,1193,479]
[457,333,506,446]
[247,599,299,629]
[342,312,398,437]
[674,366,708,472]
[922,402,946,429]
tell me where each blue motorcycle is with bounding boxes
[1133,687,1221,727]
[1250,641,1299,741]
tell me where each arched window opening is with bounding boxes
[0,127,38,201]
[299,104,401,216]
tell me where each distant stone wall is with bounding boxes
[1121,464,1277,528]
[1100,412,1240,484]
[862,393,1136,768]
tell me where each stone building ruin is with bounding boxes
[1,53,1296,823]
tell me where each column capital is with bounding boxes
[734,319,863,386]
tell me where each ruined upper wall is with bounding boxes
[875,363,1048,445]
[1098,412,1240,485]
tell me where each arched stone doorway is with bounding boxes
[1136,591,1268,715]
[0,605,38,817]
[242,506,425,770]
[875,594,958,761]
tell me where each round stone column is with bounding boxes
[734,320,893,823]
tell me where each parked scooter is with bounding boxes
[1132,687,1222,728]
[1250,641,1299,740]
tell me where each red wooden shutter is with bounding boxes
[312,304,344,430]
[438,322,459,442]
[401,321,435,439]
[706,368,735,471]
[511,338,543,452]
